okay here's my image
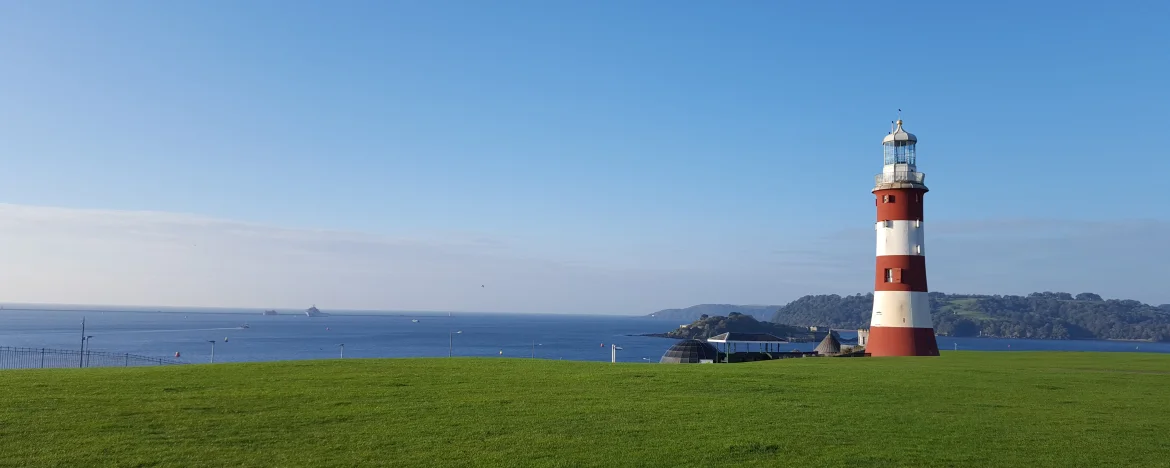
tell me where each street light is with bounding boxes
[449,331,462,357]
[207,340,217,363]
[531,341,542,359]
[339,343,345,359]
[83,336,94,367]
[79,318,86,368]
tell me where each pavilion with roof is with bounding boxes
[704,332,818,362]
[706,332,788,353]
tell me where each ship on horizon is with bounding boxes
[305,305,326,317]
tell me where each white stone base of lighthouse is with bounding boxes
[868,291,939,357]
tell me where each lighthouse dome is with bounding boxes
[882,119,917,144]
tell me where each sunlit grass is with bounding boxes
[942,298,991,320]
[2,352,1168,467]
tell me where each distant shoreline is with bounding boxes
[629,333,680,339]
[0,308,424,318]
[631,330,1161,345]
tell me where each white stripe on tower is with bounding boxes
[875,220,924,256]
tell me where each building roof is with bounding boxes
[706,332,789,344]
[659,339,719,364]
[882,119,917,144]
[814,331,842,355]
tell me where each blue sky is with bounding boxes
[1,1,1168,313]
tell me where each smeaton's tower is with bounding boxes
[868,118,940,356]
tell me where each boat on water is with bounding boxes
[305,305,325,317]
[262,310,278,316]
[411,319,419,323]
[240,323,250,329]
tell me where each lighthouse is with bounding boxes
[868,118,939,357]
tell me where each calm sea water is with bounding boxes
[1,307,1167,364]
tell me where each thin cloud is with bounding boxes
[0,204,832,313]
[0,204,1166,313]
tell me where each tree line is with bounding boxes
[770,291,1170,342]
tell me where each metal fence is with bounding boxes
[0,346,186,369]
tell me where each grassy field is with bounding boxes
[938,298,991,320]
[2,352,1168,467]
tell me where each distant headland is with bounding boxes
[646,304,775,322]
[638,312,824,343]
[646,292,1170,342]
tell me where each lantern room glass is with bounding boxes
[883,141,916,166]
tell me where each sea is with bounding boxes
[2,306,1168,365]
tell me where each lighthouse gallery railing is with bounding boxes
[874,171,926,185]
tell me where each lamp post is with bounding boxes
[531,341,542,359]
[339,343,345,359]
[83,335,94,367]
[207,340,217,363]
[79,318,86,368]
[449,331,462,357]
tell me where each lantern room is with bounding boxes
[882,119,917,167]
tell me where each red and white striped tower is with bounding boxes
[868,118,939,357]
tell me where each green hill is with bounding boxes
[769,291,1170,341]
[2,353,1168,466]
[646,304,776,321]
[644,312,809,340]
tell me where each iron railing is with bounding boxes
[0,346,187,369]
[874,171,926,185]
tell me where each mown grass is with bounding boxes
[1,352,1168,467]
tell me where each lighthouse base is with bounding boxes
[865,326,939,357]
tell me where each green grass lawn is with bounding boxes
[2,352,1168,467]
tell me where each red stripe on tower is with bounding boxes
[867,118,939,357]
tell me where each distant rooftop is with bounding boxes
[706,332,788,344]
[814,331,842,355]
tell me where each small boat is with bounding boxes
[411,319,419,323]
[240,323,250,329]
